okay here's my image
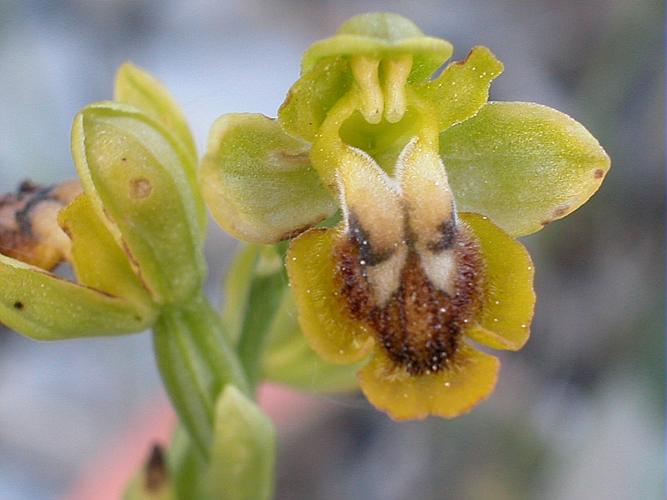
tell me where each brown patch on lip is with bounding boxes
[334,225,484,375]
[594,168,605,179]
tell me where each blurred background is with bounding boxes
[0,0,663,499]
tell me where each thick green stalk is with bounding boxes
[153,292,250,458]
[236,270,286,390]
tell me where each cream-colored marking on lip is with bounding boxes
[419,248,457,296]
[337,146,403,253]
[365,244,408,306]
[397,137,455,245]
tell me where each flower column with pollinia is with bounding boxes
[201,13,610,420]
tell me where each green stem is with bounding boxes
[236,268,286,391]
[153,292,250,458]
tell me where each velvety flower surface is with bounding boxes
[201,13,610,418]
[285,138,535,419]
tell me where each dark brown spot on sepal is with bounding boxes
[13,301,24,310]
[552,205,569,218]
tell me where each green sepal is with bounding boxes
[71,101,206,305]
[59,193,155,315]
[279,57,353,143]
[209,385,276,500]
[301,13,453,83]
[153,293,250,458]
[200,113,336,244]
[114,62,198,163]
[0,253,154,340]
[440,102,610,236]
[415,46,503,131]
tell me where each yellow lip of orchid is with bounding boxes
[287,137,535,420]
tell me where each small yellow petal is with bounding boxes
[460,213,535,351]
[358,343,499,420]
[286,227,374,363]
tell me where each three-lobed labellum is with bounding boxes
[333,138,484,375]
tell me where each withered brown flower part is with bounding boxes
[0,180,81,270]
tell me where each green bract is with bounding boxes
[0,64,210,341]
[209,385,276,500]
[115,62,198,164]
[72,101,206,305]
[0,65,205,331]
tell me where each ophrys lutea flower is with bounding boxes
[286,135,535,419]
[200,13,610,419]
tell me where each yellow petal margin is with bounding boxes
[286,227,374,364]
[358,344,499,420]
[460,213,535,351]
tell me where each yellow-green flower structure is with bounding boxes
[201,13,610,421]
[0,63,254,460]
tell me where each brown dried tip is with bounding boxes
[144,443,169,492]
[0,180,81,269]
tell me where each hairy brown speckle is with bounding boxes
[334,224,484,375]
